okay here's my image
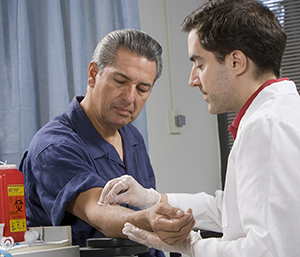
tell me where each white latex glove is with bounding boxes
[123,222,202,257]
[98,175,161,209]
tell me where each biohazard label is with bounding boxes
[7,185,27,232]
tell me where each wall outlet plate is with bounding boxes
[168,109,183,134]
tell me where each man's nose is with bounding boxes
[189,66,201,88]
[123,85,135,103]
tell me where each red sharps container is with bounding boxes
[0,164,27,242]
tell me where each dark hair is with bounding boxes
[181,0,286,78]
[91,29,163,83]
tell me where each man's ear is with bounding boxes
[87,62,99,87]
[229,50,248,76]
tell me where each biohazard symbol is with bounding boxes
[14,197,24,213]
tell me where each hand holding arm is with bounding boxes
[146,203,196,245]
[123,222,202,257]
[67,188,184,239]
[98,175,163,209]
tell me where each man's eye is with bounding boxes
[114,79,126,84]
[138,86,150,93]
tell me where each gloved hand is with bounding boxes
[123,222,202,257]
[99,175,161,209]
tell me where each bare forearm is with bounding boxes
[66,187,152,239]
[88,194,169,237]
[89,205,146,238]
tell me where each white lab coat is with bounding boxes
[168,80,300,256]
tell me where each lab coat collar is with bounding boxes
[229,78,290,140]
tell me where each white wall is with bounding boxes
[138,0,222,195]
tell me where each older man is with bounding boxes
[20,28,165,257]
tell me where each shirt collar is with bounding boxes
[228,78,289,140]
[66,97,139,162]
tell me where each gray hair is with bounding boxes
[91,29,163,83]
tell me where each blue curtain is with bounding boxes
[0,0,148,166]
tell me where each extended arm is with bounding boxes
[66,187,193,241]
[99,176,195,244]
[66,187,152,238]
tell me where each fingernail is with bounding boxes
[98,201,110,206]
[122,227,128,235]
[124,222,132,229]
[176,209,184,217]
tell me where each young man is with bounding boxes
[99,0,300,256]
[20,28,166,257]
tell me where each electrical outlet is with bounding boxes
[168,109,184,134]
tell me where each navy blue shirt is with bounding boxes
[20,97,164,257]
